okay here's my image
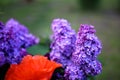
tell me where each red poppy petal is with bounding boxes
[5,55,62,80]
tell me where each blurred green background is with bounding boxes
[0,0,120,80]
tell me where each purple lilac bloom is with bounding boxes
[72,24,102,76]
[0,52,6,66]
[50,18,76,67]
[64,62,87,80]
[5,19,39,48]
[0,19,39,66]
[50,19,102,79]
[84,60,102,76]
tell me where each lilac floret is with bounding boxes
[50,19,76,65]
[0,19,39,66]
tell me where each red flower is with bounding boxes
[5,55,62,80]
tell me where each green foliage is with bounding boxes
[117,0,120,13]
[87,75,96,80]
[0,0,17,6]
[78,0,101,11]
[27,38,50,55]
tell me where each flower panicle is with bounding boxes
[0,19,39,66]
[72,24,102,76]
[50,18,76,67]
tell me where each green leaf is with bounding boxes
[27,38,51,55]
[87,75,96,80]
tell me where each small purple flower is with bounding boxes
[0,19,39,66]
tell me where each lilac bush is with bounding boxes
[50,19,102,80]
[0,19,39,66]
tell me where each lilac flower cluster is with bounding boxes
[50,19,102,80]
[72,24,102,76]
[0,19,39,66]
[50,19,76,67]
[65,62,86,80]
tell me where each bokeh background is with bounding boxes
[0,0,120,80]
